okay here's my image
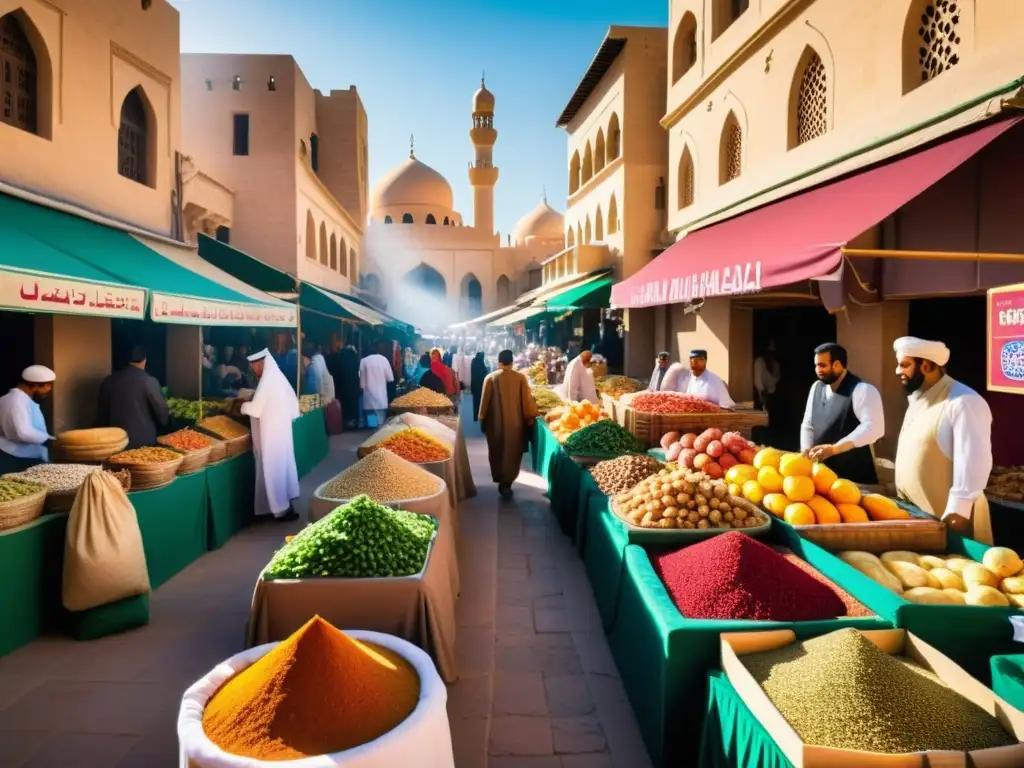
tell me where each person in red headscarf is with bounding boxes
[430,347,458,395]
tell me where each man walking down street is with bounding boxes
[479,349,539,499]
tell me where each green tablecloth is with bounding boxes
[293,408,329,478]
[206,454,255,549]
[584,501,632,631]
[991,654,1024,711]
[548,449,586,539]
[574,471,607,556]
[699,672,792,768]
[608,528,890,767]
[531,421,561,487]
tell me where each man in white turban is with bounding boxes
[892,336,993,544]
[241,349,300,522]
[0,365,56,473]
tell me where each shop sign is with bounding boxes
[150,293,297,327]
[626,261,762,307]
[0,269,145,318]
[987,283,1024,394]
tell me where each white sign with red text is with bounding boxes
[0,269,146,318]
[150,293,297,327]
[626,261,763,308]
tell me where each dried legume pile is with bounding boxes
[4,464,103,493]
[652,531,847,620]
[589,455,663,495]
[595,375,644,399]
[630,392,723,414]
[264,495,436,579]
[369,428,451,463]
[391,387,453,409]
[321,449,442,501]
[197,415,250,439]
[744,628,1015,753]
[564,419,645,457]
[392,413,457,444]
[109,446,182,465]
[0,478,45,502]
[777,548,873,618]
[158,429,211,451]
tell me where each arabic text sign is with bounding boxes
[0,270,146,318]
[988,284,1024,395]
[626,261,762,307]
[150,293,297,327]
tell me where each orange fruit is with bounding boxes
[828,478,862,505]
[837,503,869,523]
[811,463,839,496]
[807,495,841,524]
[753,448,782,470]
[742,480,764,504]
[757,466,784,493]
[784,503,816,526]
[763,493,789,517]
[779,454,813,478]
[782,475,815,503]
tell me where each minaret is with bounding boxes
[469,73,498,234]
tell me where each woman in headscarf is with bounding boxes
[412,353,432,386]
[471,351,489,422]
[418,354,446,394]
[308,345,335,404]
[430,347,458,395]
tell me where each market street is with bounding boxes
[0,410,649,768]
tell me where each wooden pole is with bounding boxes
[841,247,1024,263]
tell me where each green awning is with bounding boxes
[197,233,297,295]
[305,284,387,325]
[545,275,613,311]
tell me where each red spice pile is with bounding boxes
[779,551,873,618]
[630,392,723,414]
[651,531,847,621]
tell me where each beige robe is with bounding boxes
[479,368,539,485]
[894,375,993,545]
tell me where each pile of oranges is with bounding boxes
[550,401,609,444]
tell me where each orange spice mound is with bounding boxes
[370,428,451,463]
[202,616,420,761]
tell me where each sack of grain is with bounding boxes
[62,471,150,612]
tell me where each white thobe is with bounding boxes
[359,354,394,411]
[309,353,335,402]
[0,388,52,460]
[564,356,598,403]
[241,357,300,518]
[686,370,735,407]
[799,380,886,452]
[662,364,691,393]
[648,366,670,391]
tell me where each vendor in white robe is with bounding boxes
[893,336,994,544]
[0,365,56,473]
[684,350,735,407]
[648,352,672,391]
[241,350,300,522]
[359,342,394,427]
[563,349,599,403]
[308,349,335,404]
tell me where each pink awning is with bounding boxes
[611,117,1022,309]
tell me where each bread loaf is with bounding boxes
[59,428,128,447]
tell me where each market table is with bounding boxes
[698,671,792,768]
[531,420,562,486]
[991,654,1024,711]
[205,453,256,549]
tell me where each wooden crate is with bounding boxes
[622,406,767,448]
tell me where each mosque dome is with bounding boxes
[513,199,565,244]
[372,154,454,212]
[473,80,495,113]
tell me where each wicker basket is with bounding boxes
[0,485,48,531]
[791,514,946,554]
[174,445,212,475]
[225,434,252,457]
[622,406,768,447]
[206,439,227,464]
[56,437,130,464]
[108,455,183,492]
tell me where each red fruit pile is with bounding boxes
[630,392,723,414]
[661,428,755,479]
[651,531,848,621]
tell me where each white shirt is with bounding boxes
[456,354,473,388]
[648,365,670,391]
[662,364,691,393]
[800,379,886,452]
[0,388,52,460]
[754,356,780,395]
[308,353,335,403]
[686,369,735,407]
[564,356,598,403]
[359,354,394,411]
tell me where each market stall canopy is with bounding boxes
[488,304,549,327]
[543,274,613,311]
[611,117,1023,309]
[303,284,387,325]
[449,303,521,329]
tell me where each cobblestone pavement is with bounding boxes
[0,408,650,768]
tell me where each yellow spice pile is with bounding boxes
[391,387,453,408]
[321,449,442,501]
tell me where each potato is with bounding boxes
[880,551,921,567]
[964,585,1010,607]
[660,431,680,450]
[884,560,940,590]
[941,588,967,604]
[918,555,948,571]
[962,563,999,589]
[983,547,1024,580]
[944,557,975,573]
[1002,577,1024,595]
[928,567,964,591]
[838,551,904,594]
[903,587,960,605]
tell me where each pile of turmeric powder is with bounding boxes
[202,615,420,760]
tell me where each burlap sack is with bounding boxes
[62,471,150,612]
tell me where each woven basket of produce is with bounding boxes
[107,447,183,491]
[621,393,767,447]
[225,434,252,457]
[195,415,250,441]
[2,464,130,513]
[791,513,946,554]
[157,429,213,474]
[206,438,227,464]
[0,478,48,531]
[389,387,455,415]
[55,427,130,463]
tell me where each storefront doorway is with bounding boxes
[0,311,35,389]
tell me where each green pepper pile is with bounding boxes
[564,419,645,457]
[264,495,437,579]
[166,398,228,422]
[0,478,45,502]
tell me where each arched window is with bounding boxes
[318,222,328,265]
[567,228,575,247]
[426,213,437,224]
[569,150,581,195]
[339,238,348,275]
[678,146,695,208]
[461,273,483,317]
[792,49,827,147]
[384,215,393,224]
[606,113,621,163]
[719,113,742,184]
[672,12,698,84]
[902,0,961,94]
[443,216,450,225]
[404,263,447,299]
[576,223,582,245]
[496,275,512,306]
[310,132,320,173]
[582,142,593,184]
[595,205,604,241]
[349,249,357,280]
[594,129,606,173]
[305,211,316,258]
[584,215,592,244]
[118,87,151,186]
[713,0,749,41]
[607,195,619,234]
[402,213,414,223]
[329,233,337,270]
[0,13,38,134]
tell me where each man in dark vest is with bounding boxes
[800,342,884,484]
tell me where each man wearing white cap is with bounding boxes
[239,349,300,522]
[0,365,56,473]
[893,336,993,544]
[684,350,735,407]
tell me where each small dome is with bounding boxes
[372,155,454,211]
[513,199,564,244]
[473,82,495,113]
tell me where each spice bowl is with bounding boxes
[178,629,456,767]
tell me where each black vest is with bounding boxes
[809,372,878,485]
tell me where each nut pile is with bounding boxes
[391,387,453,409]
[320,449,442,502]
[743,628,1016,753]
[158,429,212,451]
[369,429,451,463]
[4,464,104,493]
[589,455,663,496]
[614,468,766,529]
[109,447,182,465]
[197,415,250,440]
[0,477,45,502]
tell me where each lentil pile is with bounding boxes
[264,495,436,579]
[320,449,442,502]
[108,446,182,465]
[589,455,663,496]
[563,419,646,457]
[391,387,453,409]
[158,429,212,451]
[3,464,102,493]
[0,478,45,502]
[652,531,847,620]
[202,615,419,760]
[197,415,250,439]
[630,392,724,414]
[369,428,451,463]
[744,628,1016,753]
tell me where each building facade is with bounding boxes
[181,53,367,296]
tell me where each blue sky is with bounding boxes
[169,0,665,237]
